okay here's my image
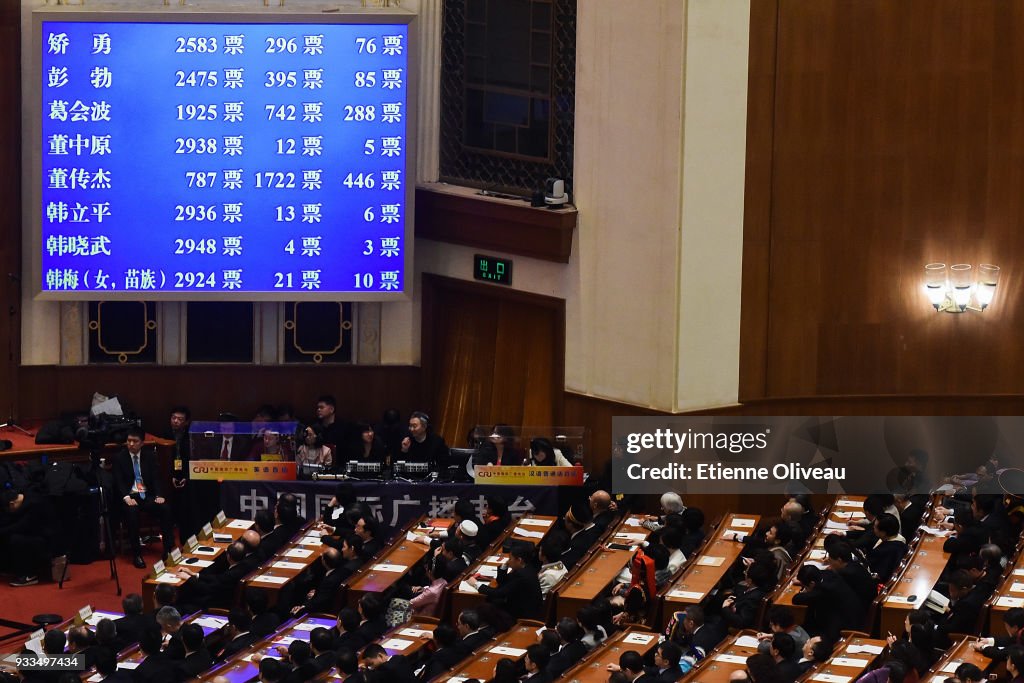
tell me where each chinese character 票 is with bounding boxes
[302,102,324,123]
[301,170,322,191]
[223,169,244,190]
[301,236,322,256]
[300,270,322,290]
[224,68,245,89]
[304,34,324,55]
[223,236,243,256]
[224,102,245,123]
[302,204,322,224]
[379,271,399,291]
[382,35,403,55]
[223,270,243,289]
[302,136,323,157]
[303,69,324,90]
[380,237,400,257]
[381,170,402,191]
[224,34,245,55]
[381,102,402,124]
[380,204,401,224]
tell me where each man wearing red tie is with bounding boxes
[114,426,176,568]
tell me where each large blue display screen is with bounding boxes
[40,20,409,297]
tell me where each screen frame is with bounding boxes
[28,9,417,302]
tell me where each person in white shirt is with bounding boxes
[538,536,568,595]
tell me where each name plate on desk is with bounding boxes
[168,548,182,565]
[152,560,165,576]
[668,589,704,600]
[190,459,296,482]
[474,465,583,486]
[832,658,870,668]
[185,535,199,551]
[214,511,227,526]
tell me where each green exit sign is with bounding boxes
[474,254,513,286]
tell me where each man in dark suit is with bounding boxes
[360,643,418,683]
[721,561,775,630]
[826,542,877,611]
[260,503,300,560]
[546,619,589,680]
[245,587,282,639]
[589,490,618,531]
[646,641,684,683]
[355,516,384,559]
[974,494,1013,551]
[131,626,174,683]
[113,427,176,568]
[454,609,493,656]
[791,564,864,642]
[291,548,346,615]
[467,544,543,620]
[607,650,654,683]
[174,540,257,608]
[560,504,602,569]
[113,594,148,648]
[171,624,213,682]
[354,594,388,645]
[309,628,336,672]
[667,605,726,654]
[769,633,801,683]
[215,609,259,661]
[93,647,133,682]
[521,644,552,683]
[936,570,987,646]
[421,623,465,680]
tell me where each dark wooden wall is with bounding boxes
[742,0,1024,399]
[1,1,21,423]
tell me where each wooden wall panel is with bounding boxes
[422,274,565,450]
[17,365,422,434]
[0,1,21,421]
[743,0,1024,398]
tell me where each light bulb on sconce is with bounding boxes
[922,262,1000,313]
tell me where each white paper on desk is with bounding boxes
[400,628,433,638]
[697,556,725,567]
[485,556,508,564]
[194,616,228,629]
[373,563,408,573]
[512,527,545,539]
[252,575,289,584]
[285,547,313,559]
[836,499,863,508]
[520,518,553,527]
[721,530,746,542]
[154,574,181,584]
[381,638,414,650]
[292,623,318,631]
[716,654,748,664]
[668,590,704,600]
[119,661,140,670]
[407,531,427,542]
[1014,568,1024,576]
[624,518,643,527]
[84,612,118,626]
[921,527,951,537]
[730,517,756,528]
[623,633,655,645]
[832,658,870,668]
[734,636,761,649]
[490,646,527,656]
[476,565,499,578]
[808,549,827,561]
[86,673,103,682]
[458,580,478,593]
[824,519,849,531]
[847,644,884,655]
[1010,583,1024,593]
[997,596,1024,608]
[812,675,851,683]
[885,595,913,604]
[273,561,307,571]
[298,536,322,546]
[834,511,866,520]
[615,532,647,542]
[447,678,469,683]
[227,519,255,529]
[188,559,213,568]
[193,546,219,556]
[249,654,280,662]
[274,636,298,646]
[940,662,963,674]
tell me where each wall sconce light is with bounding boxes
[923,263,1000,313]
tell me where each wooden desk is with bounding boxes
[555,627,658,683]
[771,496,867,625]
[435,620,547,683]
[661,513,761,619]
[920,636,990,683]
[141,517,252,611]
[449,515,558,621]
[346,517,453,607]
[800,635,887,683]
[198,614,337,682]
[554,515,651,622]
[879,529,950,636]
[241,521,327,607]
[986,546,1024,632]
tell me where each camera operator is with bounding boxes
[0,486,57,587]
[113,426,175,568]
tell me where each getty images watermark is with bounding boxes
[611,416,1024,496]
